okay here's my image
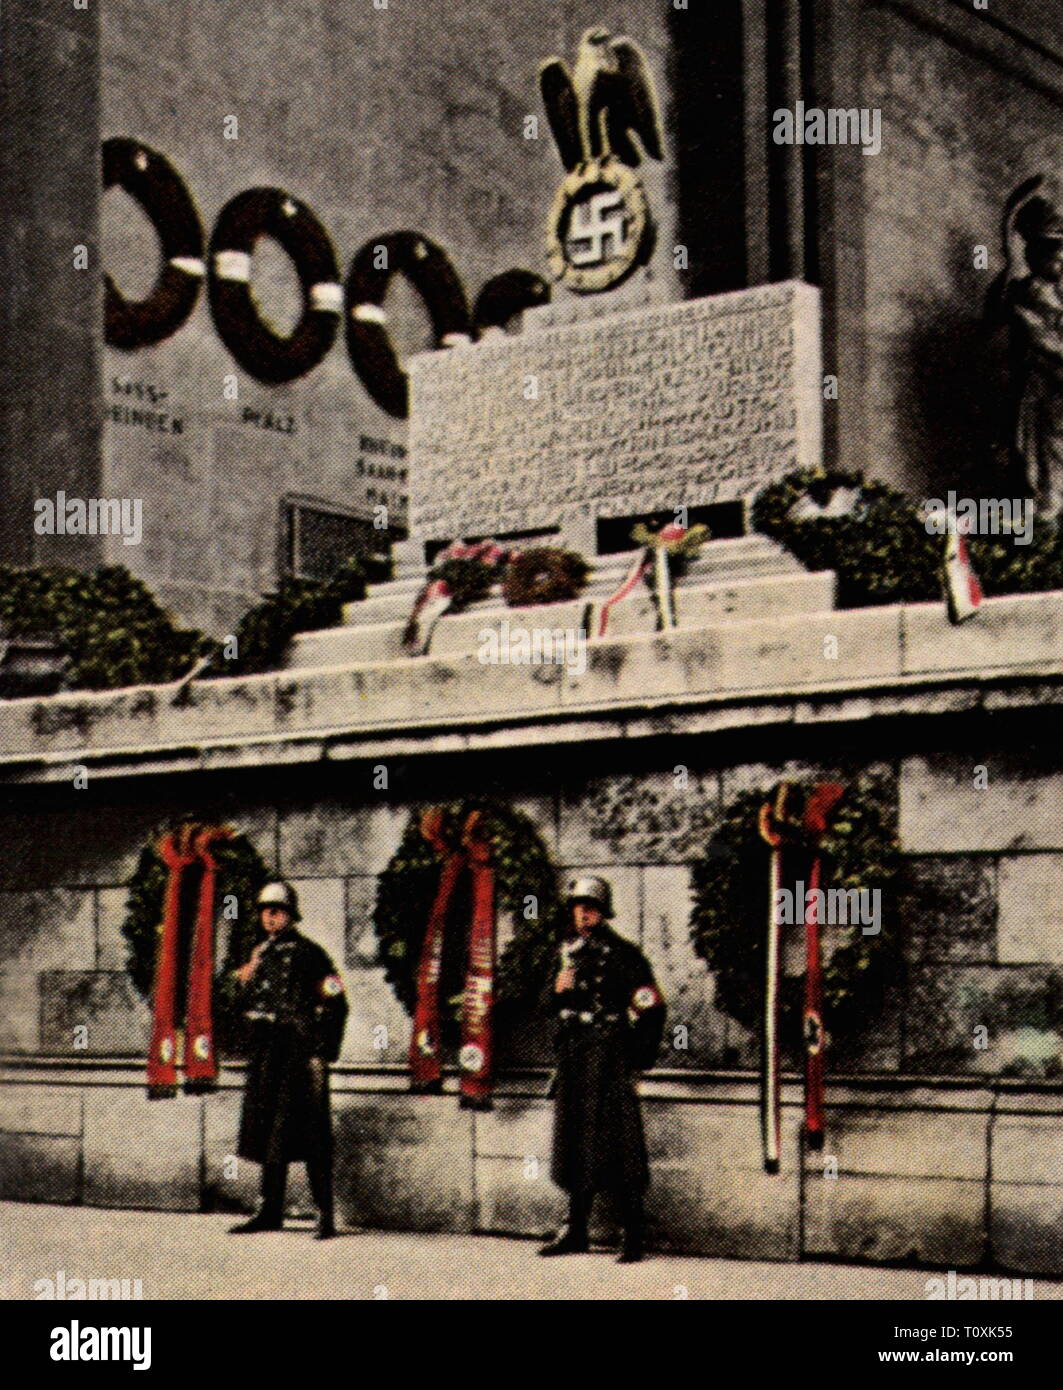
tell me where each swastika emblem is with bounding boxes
[566,191,629,267]
[546,155,653,294]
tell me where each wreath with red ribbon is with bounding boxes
[122,823,269,1057]
[373,799,564,1042]
[689,777,902,1057]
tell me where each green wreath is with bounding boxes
[690,777,901,1057]
[121,823,269,1056]
[502,547,589,608]
[373,799,564,1041]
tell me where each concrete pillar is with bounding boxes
[0,1,103,568]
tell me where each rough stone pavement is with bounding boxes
[3,1203,1062,1301]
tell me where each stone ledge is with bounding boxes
[3,1057,1059,1108]
[0,591,1058,782]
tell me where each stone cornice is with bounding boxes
[0,591,1058,783]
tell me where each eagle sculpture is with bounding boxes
[539,28,665,172]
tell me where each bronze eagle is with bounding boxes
[539,28,665,172]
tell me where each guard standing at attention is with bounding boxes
[229,881,348,1240]
[540,875,666,1263]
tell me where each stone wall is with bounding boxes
[842,0,1063,493]
[1,696,1061,1269]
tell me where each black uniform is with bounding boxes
[236,926,347,1227]
[549,926,666,1201]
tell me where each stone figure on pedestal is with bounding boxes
[987,175,1063,518]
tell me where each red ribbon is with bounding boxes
[183,825,233,1091]
[597,550,650,637]
[458,811,495,1109]
[800,783,845,1151]
[408,808,497,1107]
[409,809,465,1092]
[147,821,231,1098]
[147,825,198,1098]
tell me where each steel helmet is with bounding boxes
[256,880,301,921]
[565,874,613,918]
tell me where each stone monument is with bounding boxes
[406,27,823,559]
[408,280,822,554]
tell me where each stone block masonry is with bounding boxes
[407,282,822,545]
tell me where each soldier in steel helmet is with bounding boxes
[228,880,348,1239]
[539,874,666,1263]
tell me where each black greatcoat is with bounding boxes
[549,925,666,1197]
[236,928,348,1166]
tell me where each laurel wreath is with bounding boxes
[689,778,902,1058]
[121,824,269,1055]
[373,799,564,1043]
[502,547,589,608]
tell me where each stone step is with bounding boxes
[343,534,800,625]
[287,568,835,670]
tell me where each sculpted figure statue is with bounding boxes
[987,176,1063,518]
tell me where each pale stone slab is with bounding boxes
[429,599,589,661]
[0,968,41,1051]
[641,866,731,1068]
[474,1096,552,1161]
[805,1109,987,1181]
[279,800,409,878]
[804,1172,984,1265]
[203,1088,259,1215]
[0,889,94,971]
[39,970,149,1056]
[153,675,277,746]
[96,886,131,971]
[991,1184,1063,1274]
[901,753,1063,853]
[0,1132,80,1204]
[993,1114,1063,1185]
[0,1085,81,1136]
[337,966,411,1064]
[902,592,1063,677]
[598,570,835,639]
[332,1094,475,1233]
[344,876,380,968]
[286,622,407,669]
[642,1095,802,1258]
[409,282,822,543]
[474,1154,565,1237]
[83,1089,202,1211]
[997,855,1063,963]
[289,878,346,974]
